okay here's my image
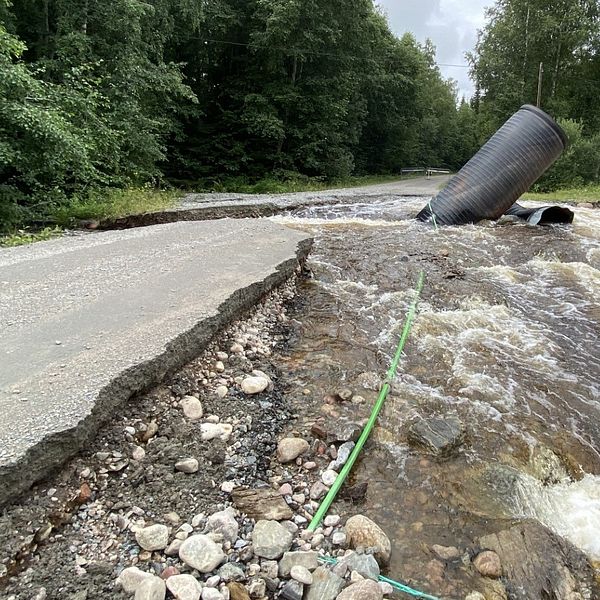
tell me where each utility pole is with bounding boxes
[536,62,544,108]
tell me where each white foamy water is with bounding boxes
[510,472,600,560]
[275,194,600,566]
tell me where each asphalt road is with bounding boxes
[0,219,311,506]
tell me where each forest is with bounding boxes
[1,0,599,231]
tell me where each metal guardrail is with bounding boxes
[401,167,451,179]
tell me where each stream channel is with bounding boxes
[271,196,600,596]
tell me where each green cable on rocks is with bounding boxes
[317,556,440,600]
[307,271,426,532]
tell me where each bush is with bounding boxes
[535,119,600,192]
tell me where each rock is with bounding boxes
[252,520,293,559]
[407,415,464,457]
[218,563,245,582]
[216,386,228,398]
[134,576,166,600]
[336,388,353,401]
[260,560,279,579]
[332,531,348,546]
[432,544,461,561]
[279,551,319,577]
[160,566,180,580]
[345,515,391,566]
[465,593,486,600]
[141,421,159,442]
[330,442,355,471]
[165,539,183,556]
[166,575,203,600]
[478,521,599,598]
[322,469,338,486]
[132,446,146,461]
[221,481,236,494]
[207,508,239,544]
[425,559,445,587]
[279,483,293,496]
[232,487,293,521]
[379,581,394,596]
[247,578,266,597]
[339,552,380,581]
[473,551,502,578]
[324,515,341,527]
[309,481,329,501]
[135,524,169,552]
[226,583,250,600]
[281,580,304,600]
[304,566,344,600]
[240,376,269,395]
[277,438,310,463]
[179,535,226,573]
[311,420,362,444]
[117,567,152,593]
[201,589,223,600]
[290,565,313,585]
[340,482,368,502]
[181,396,203,421]
[201,423,233,442]
[336,579,383,600]
[230,343,244,354]
[175,458,199,474]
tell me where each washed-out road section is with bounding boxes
[0,219,311,507]
[101,175,450,228]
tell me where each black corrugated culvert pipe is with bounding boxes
[417,105,569,226]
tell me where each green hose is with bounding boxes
[307,270,425,531]
[318,556,440,600]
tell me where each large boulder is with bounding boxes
[477,520,599,599]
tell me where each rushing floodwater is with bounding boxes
[271,197,600,596]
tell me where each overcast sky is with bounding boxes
[377,0,491,99]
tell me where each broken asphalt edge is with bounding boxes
[0,237,313,509]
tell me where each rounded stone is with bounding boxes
[117,567,152,593]
[345,515,392,566]
[290,565,313,585]
[132,446,146,461]
[207,508,239,544]
[277,438,310,463]
[166,574,203,600]
[135,575,167,600]
[473,550,502,578]
[201,423,233,442]
[336,579,383,600]
[252,520,294,559]
[216,385,229,398]
[135,524,170,551]
[175,458,199,474]
[181,396,203,421]
[240,376,269,395]
[179,535,226,573]
[322,469,338,486]
[201,588,224,600]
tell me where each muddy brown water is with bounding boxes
[272,197,600,597]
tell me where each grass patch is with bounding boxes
[52,187,180,227]
[192,173,420,194]
[523,185,600,204]
[0,226,63,248]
